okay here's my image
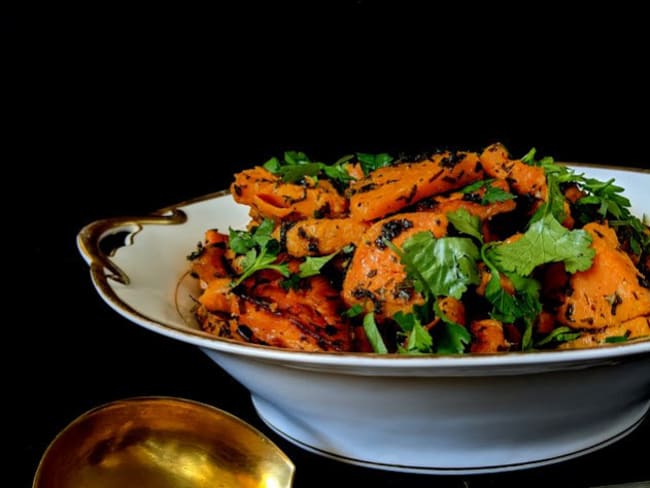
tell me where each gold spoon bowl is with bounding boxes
[33,397,294,488]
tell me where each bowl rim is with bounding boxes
[77,163,650,369]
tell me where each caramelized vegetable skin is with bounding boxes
[279,218,370,257]
[191,232,352,351]
[342,212,448,321]
[190,145,650,353]
[347,151,483,222]
[231,166,347,222]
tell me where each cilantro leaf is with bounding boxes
[363,313,388,353]
[447,208,483,243]
[392,233,480,299]
[487,211,595,276]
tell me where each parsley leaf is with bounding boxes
[536,326,582,347]
[481,246,542,350]
[522,149,649,255]
[234,248,290,286]
[342,304,364,318]
[394,311,433,354]
[487,210,595,276]
[229,219,289,286]
[297,252,338,278]
[604,335,630,343]
[262,150,355,186]
[460,179,515,205]
[363,313,388,354]
[447,208,483,243]
[392,233,481,299]
[281,250,340,290]
[356,152,394,175]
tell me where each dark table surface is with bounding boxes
[12,8,650,486]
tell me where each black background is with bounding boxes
[10,4,650,487]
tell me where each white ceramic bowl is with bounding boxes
[78,165,650,474]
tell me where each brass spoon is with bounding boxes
[33,397,295,488]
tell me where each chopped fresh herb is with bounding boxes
[391,233,480,300]
[447,208,483,243]
[363,313,388,353]
[481,247,542,351]
[262,150,355,186]
[520,147,554,167]
[229,219,289,287]
[486,209,595,276]
[229,218,275,254]
[394,311,433,354]
[233,248,289,287]
[262,156,281,173]
[281,251,339,290]
[342,303,364,318]
[536,326,582,346]
[460,179,515,205]
[523,148,649,255]
[604,335,627,343]
[297,252,338,278]
[356,152,394,175]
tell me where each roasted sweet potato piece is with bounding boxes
[416,178,517,221]
[557,222,650,329]
[278,218,371,257]
[347,151,483,222]
[480,143,547,200]
[227,273,352,351]
[230,166,347,221]
[342,212,448,321]
[470,319,509,353]
[557,315,650,349]
[190,230,231,283]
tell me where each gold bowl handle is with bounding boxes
[77,209,187,285]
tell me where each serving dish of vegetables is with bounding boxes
[78,144,650,473]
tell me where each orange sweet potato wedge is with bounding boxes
[556,222,650,329]
[347,151,483,222]
[231,166,347,221]
[280,218,371,257]
[470,319,509,353]
[342,212,448,321]
[557,315,650,349]
[416,178,517,221]
[480,143,547,200]
[227,273,352,351]
[190,230,231,284]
